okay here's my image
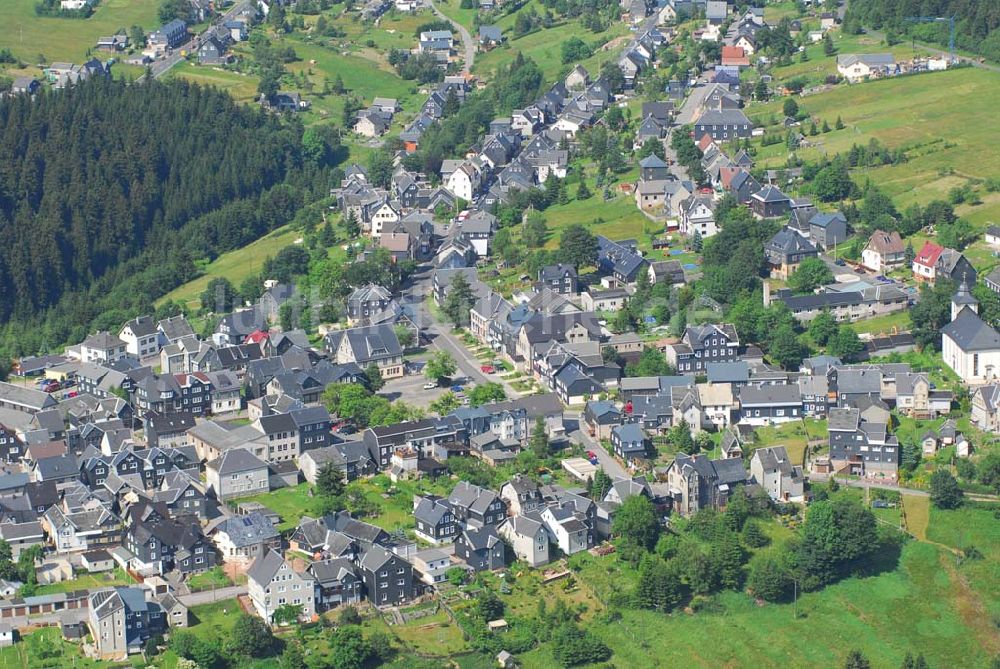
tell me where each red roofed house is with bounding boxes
[696,134,717,153]
[718,166,760,203]
[720,46,750,68]
[244,331,270,346]
[912,241,944,283]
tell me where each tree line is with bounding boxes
[0,76,344,359]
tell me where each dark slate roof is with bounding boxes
[941,308,1000,352]
[738,384,800,406]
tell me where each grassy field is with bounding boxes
[586,543,996,668]
[234,482,328,531]
[0,627,107,669]
[902,494,930,540]
[752,68,1000,211]
[166,61,262,104]
[156,225,301,310]
[0,0,158,65]
[849,309,912,336]
[767,32,931,88]
[474,4,629,82]
[927,504,1000,621]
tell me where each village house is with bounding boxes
[837,54,897,83]
[750,446,804,502]
[861,230,906,274]
[247,549,317,624]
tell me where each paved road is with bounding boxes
[147,5,248,80]
[832,476,1000,503]
[426,0,474,74]
[565,413,628,480]
[401,266,521,398]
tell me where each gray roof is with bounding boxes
[828,407,861,431]
[215,512,279,548]
[706,362,749,384]
[247,548,286,586]
[738,384,801,406]
[207,447,267,475]
[941,308,1000,352]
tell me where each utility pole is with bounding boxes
[793,579,798,620]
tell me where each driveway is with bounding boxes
[179,585,247,607]
[426,0,475,74]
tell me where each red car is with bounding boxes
[41,380,60,393]
[480,365,495,374]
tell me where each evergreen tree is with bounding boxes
[560,224,599,270]
[530,416,550,458]
[835,115,845,130]
[443,272,474,327]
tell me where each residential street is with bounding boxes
[147,4,248,80]
[426,0,475,74]
[566,412,628,480]
[402,266,522,398]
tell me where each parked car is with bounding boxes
[422,382,438,390]
[480,365,495,374]
[450,385,464,393]
[41,381,60,393]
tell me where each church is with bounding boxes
[941,280,1000,384]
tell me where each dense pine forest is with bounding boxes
[0,77,340,357]
[845,0,1000,62]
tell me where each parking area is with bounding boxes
[378,373,472,410]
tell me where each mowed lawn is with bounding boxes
[0,0,158,64]
[542,193,655,250]
[166,61,262,103]
[156,225,301,310]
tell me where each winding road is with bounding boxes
[426,0,475,74]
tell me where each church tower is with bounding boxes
[951,278,978,321]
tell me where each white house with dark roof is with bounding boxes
[247,549,316,624]
[119,316,160,359]
[212,512,281,564]
[205,448,270,500]
[750,446,804,502]
[941,281,1000,384]
[837,53,896,83]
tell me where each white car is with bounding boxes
[422,382,438,390]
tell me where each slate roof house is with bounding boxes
[358,543,418,606]
[212,512,281,565]
[205,448,270,500]
[88,587,165,659]
[809,212,849,250]
[610,423,649,464]
[454,525,505,571]
[247,549,317,624]
[828,407,899,476]
[694,109,753,142]
[665,324,740,374]
[764,227,819,279]
[750,185,792,219]
[537,264,578,296]
[324,323,404,379]
[750,446,804,502]
[665,454,747,517]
